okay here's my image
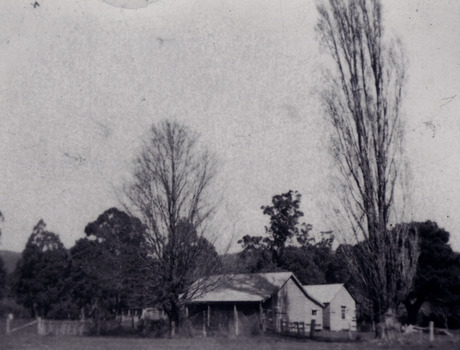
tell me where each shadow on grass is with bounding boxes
[262,331,367,344]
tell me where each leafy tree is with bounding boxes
[69,238,126,332]
[239,190,312,267]
[279,231,343,285]
[404,221,460,327]
[0,257,7,299]
[123,120,222,332]
[280,246,325,284]
[238,191,339,282]
[66,208,149,332]
[156,220,221,319]
[238,192,340,285]
[235,236,275,273]
[84,207,148,308]
[14,220,70,318]
[316,0,419,339]
[262,190,309,265]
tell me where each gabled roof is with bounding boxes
[187,272,323,307]
[302,283,345,304]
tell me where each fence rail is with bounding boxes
[281,320,305,336]
[37,318,91,336]
[6,318,38,335]
[280,320,322,337]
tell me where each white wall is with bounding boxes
[278,277,323,330]
[328,287,356,331]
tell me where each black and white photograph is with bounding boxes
[0,0,459,349]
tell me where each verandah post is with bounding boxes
[234,304,239,336]
[202,311,207,338]
[259,302,265,332]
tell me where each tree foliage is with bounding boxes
[123,120,221,329]
[404,221,460,327]
[239,190,312,266]
[67,208,149,331]
[316,0,419,337]
[0,257,7,300]
[14,220,70,318]
[84,207,148,307]
[237,191,342,285]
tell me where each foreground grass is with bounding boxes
[2,334,460,350]
[1,320,459,350]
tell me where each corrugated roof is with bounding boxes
[188,272,293,303]
[303,283,344,304]
[187,272,323,307]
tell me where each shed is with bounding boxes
[186,272,323,335]
[303,283,356,331]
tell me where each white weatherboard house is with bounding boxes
[303,284,357,331]
[186,272,324,335]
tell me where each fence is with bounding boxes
[280,320,322,338]
[6,316,91,336]
[6,316,38,335]
[37,318,91,336]
[281,320,305,336]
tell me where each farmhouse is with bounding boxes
[303,283,356,331]
[186,272,324,335]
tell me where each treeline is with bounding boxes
[0,120,459,333]
[235,191,460,329]
[0,208,222,335]
[2,209,152,326]
[237,220,460,329]
[1,192,458,330]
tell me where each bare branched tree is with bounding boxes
[316,0,419,339]
[123,120,224,332]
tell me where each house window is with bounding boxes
[341,306,346,319]
[312,310,317,316]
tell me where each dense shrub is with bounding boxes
[0,298,31,318]
[138,319,169,338]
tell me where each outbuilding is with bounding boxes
[303,283,356,331]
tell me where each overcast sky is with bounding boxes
[1,0,459,253]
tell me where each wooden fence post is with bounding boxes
[6,314,13,335]
[37,317,42,335]
[429,321,434,342]
[310,319,316,339]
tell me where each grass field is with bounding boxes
[1,319,459,350]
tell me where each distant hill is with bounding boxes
[0,250,21,274]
